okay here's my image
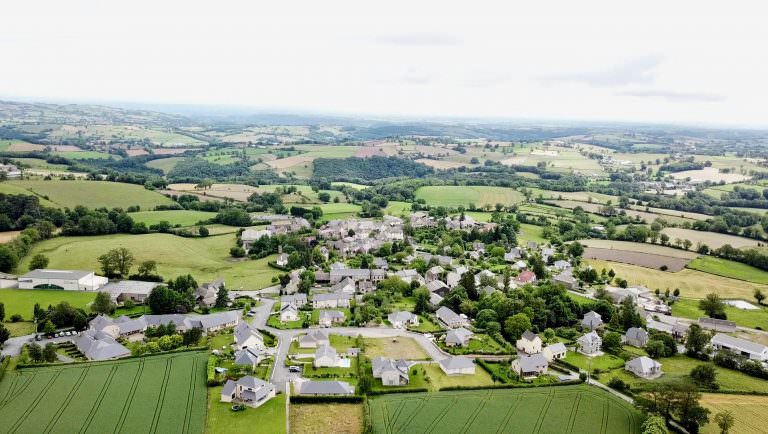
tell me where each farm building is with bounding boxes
[516,330,543,355]
[699,317,737,333]
[19,269,108,291]
[100,280,161,304]
[511,353,549,379]
[710,333,768,361]
[439,357,475,375]
[220,376,275,408]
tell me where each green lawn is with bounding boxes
[129,210,217,227]
[687,256,768,284]
[206,387,286,434]
[3,321,36,336]
[563,351,626,372]
[441,334,509,355]
[421,362,495,390]
[146,157,184,173]
[383,201,411,216]
[0,288,96,320]
[313,203,361,221]
[17,233,280,290]
[0,352,207,433]
[671,298,768,330]
[367,385,643,433]
[407,315,443,333]
[415,185,525,208]
[0,180,174,209]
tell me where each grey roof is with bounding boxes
[313,292,353,302]
[20,269,94,280]
[299,381,354,395]
[429,292,444,305]
[426,280,448,292]
[234,322,263,347]
[222,380,237,396]
[445,327,473,345]
[521,330,539,342]
[436,306,462,324]
[625,327,648,341]
[300,330,329,345]
[196,310,240,330]
[439,356,474,370]
[546,342,567,354]
[75,329,130,360]
[371,357,409,378]
[101,280,160,294]
[388,311,417,324]
[0,272,16,279]
[319,310,346,321]
[281,294,308,305]
[626,356,660,371]
[517,353,548,371]
[711,333,768,355]
[234,348,261,366]
[315,344,337,359]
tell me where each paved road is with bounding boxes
[1,334,34,357]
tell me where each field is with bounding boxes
[671,298,768,330]
[129,210,217,227]
[168,183,343,204]
[0,352,207,434]
[415,186,525,208]
[577,240,699,259]
[547,200,693,224]
[146,157,184,173]
[660,227,761,249]
[383,201,411,216]
[0,180,174,209]
[699,394,768,434]
[363,337,430,360]
[582,248,692,272]
[670,166,750,183]
[291,403,361,434]
[331,182,368,190]
[315,203,361,221]
[0,288,96,320]
[367,385,642,434]
[420,363,494,390]
[18,233,280,290]
[584,259,768,300]
[686,256,768,284]
[207,387,285,434]
[518,223,547,244]
[416,158,468,169]
[0,230,21,243]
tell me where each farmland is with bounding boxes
[670,166,750,183]
[577,240,699,259]
[582,247,692,272]
[547,200,694,224]
[18,233,280,290]
[367,385,642,434]
[291,403,361,434]
[660,227,761,249]
[699,393,768,434]
[129,210,217,227]
[146,157,184,173]
[0,352,207,434]
[686,256,768,284]
[0,288,96,320]
[671,298,768,330]
[415,185,525,208]
[0,180,174,209]
[167,183,344,204]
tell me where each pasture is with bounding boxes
[670,166,750,183]
[1,180,174,209]
[415,158,468,169]
[129,210,217,227]
[548,200,692,224]
[660,227,761,249]
[671,298,768,330]
[18,233,280,290]
[415,185,525,208]
[686,256,768,284]
[576,240,698,258]
[0,288,96,320]
[367,385,642,434]
[0,352,207,434]
[699,393,768,434]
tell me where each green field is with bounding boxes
[0,352,207,433]
[518,223,547,244]
[129,210,217,227]
[415,185,525,208]
[18,233,280,290]
[384,201,411,216]
[0,288,97,320]
[686,256,768,284]
[0,180,174,210]
[331,181,368,190]
[367,385,642,433]
[206,387,285,434]
[146,157,184,173]
[55,151,114,160]
[671,298,768,330]
[314,203,361,221]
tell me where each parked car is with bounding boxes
[288,366,301,373]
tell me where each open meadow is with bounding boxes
[415,185,525,208]
[0,352,207,434]
[18,233,279,290]
[660,227,761,249]
[367,385,642,434]
[0,180,174,210]
[582,248,692,272]
[207,387,285,434]
[0,288,96,320]
[699,393,768,434]
[686,256,768,284]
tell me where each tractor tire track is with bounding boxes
[43,367,89,434]
[78,365,118,434]
[8,370,62,434]
[114,358,145,434]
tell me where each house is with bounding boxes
[100,280,160,304]
[710,333,768,361]
[73,329,131,361]
[553,271,578,290]
[329,268,371,284]
[699,317,737,333]
[624,327,649,348]
[281,293,308,307]
[425,266,444,282]
[526,241,538,250]
[439,356,475,375]
[514,270,536,285]
[276,253,289,267]
[314,344,339,367]
[220,376,275,408]
[445,327,473,347]
[234,322,264,350]
[296,381,355,396]
[504,248,522,262]
[516,330,543,355]
[511,260,528,271]
[318,310,346,327]
[394,269,424,286]
[19,269,108,291]
[426,280,449,296]
[542,342,567,362]
[88,311,239,338]
[436,306,467,328]
[429,292,444,306]
[446,267,467,288]
[511,353,549,379]
[474,269,496,286]
[625,356,663,379]
[581,311,603,331]
[196,278,224,308]
[299,330,329,348]
[388,311,419,329]
[330,277,356,294]
[240,229,271,251]
[312,292,352,309]
[552,260,571,271]
[577,331,602,355]
[373,258,388,270]
[233,348,263,369]
[371,357,409,386]
[280,304,300,322]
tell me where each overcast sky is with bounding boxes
[3,1,767,127]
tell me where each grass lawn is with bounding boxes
[0,288,96,320]
[3,321,35,336]
[314,203,361,221]
[699,393,768,434]
[310,308,352,326]
[383,201,411,216]
[686,256,768,284]
[304,358,358,378]
[421,362,495,390]
[367,384,643,433]
[364,337,430,360]
[442,334,509,355]
[671,298,768,330]
[208,330,234,351]
[0,352,207,433]
[206,388,285,434]
[267,314,307,329]
[129,210,217,227]
[17,233,280,290]
[291,403,362,434]
[415,185,525,208]
[563,351,626,372]
[1,180,174,209]
[407,314,443,333]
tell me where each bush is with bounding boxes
[10,314,22,322]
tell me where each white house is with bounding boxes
[516,330,543,355]
[439,356,475,375]
[280,304,300,322]
[234,322,264,350]
[19,269,108,291]
[388,311,419,329]
[318,310,346,327]
[436,306,468,328]
[511,353,549,379]
[710,333,768,361]
[581,311,603,331]
[299,330,329,348]
[281,293,307,307]
[445,327,473,347]
[312,292,352,309]
[625,356,663,379]
[577,331,602,355]
[314,344,339,367]
[372,357,409,386]
[220,376,275,408]
[542,343,567,362]
[233,348,263,369]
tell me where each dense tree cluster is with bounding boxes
[312,156,433,181]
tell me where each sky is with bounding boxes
[2,1,768,127]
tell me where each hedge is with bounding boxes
[268,262,291,272]
[207,355,220,386]
[16,347,208,369]
[553,359,581,372]
[367,387,429,396]
[290,395,364,404]
[439,380,582,392]
[0,356,9,383]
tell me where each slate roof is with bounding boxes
[298,381,354,395]
[711,333,768,355]
[517,353,548,371]
[626,356,661,372]
[439,356,474,370]
[445,327,473,345]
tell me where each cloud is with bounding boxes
[538,55,663,87]
[615,89,726,102]
[369,32,461,47]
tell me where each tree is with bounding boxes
[713,410,734,434]
[503,313,531,342]
[641,415,668,434]
[602,332,623,354]
[0,245,19,272]
[138,260,158,277]
[91,291,116,315]
[183,328,203,346]
[357,374,373,394]
[318,192,331,203]
[29,254,49,270]
[618,298,644,330]
[685,324,711,359]
[148,286,182,314]
[0,324,10,347]
[97,247,135,278]
[459,272,478,301]
[42,319,56,334]
[690,364,718,390]
[198,226,209,237]
[0,302,4,322]
[28,343,43,362]
[754,289,765,306]
[215,284,229,308]
[43,343,57,363]
[413,288,430,314]
[567,241,584,258]
[699,293,726,319]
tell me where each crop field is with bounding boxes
[686,256,768,284]
[168,183,344,204]
[415,158,468,169]
[671,166,750,183]
[583,247,692,271]
[0,352,207,434]
[577,240,699,258]
[527,188,618,204]
[129,210,217,227]
[699,394,767,434]
[367,385,642,434]
[291,403,361,434]
[585,258,768,300]
[0,288,96,320]
[660,227,761,249]
[0,180,174,209]
[18,233,280,290]
[415,185,525,208]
